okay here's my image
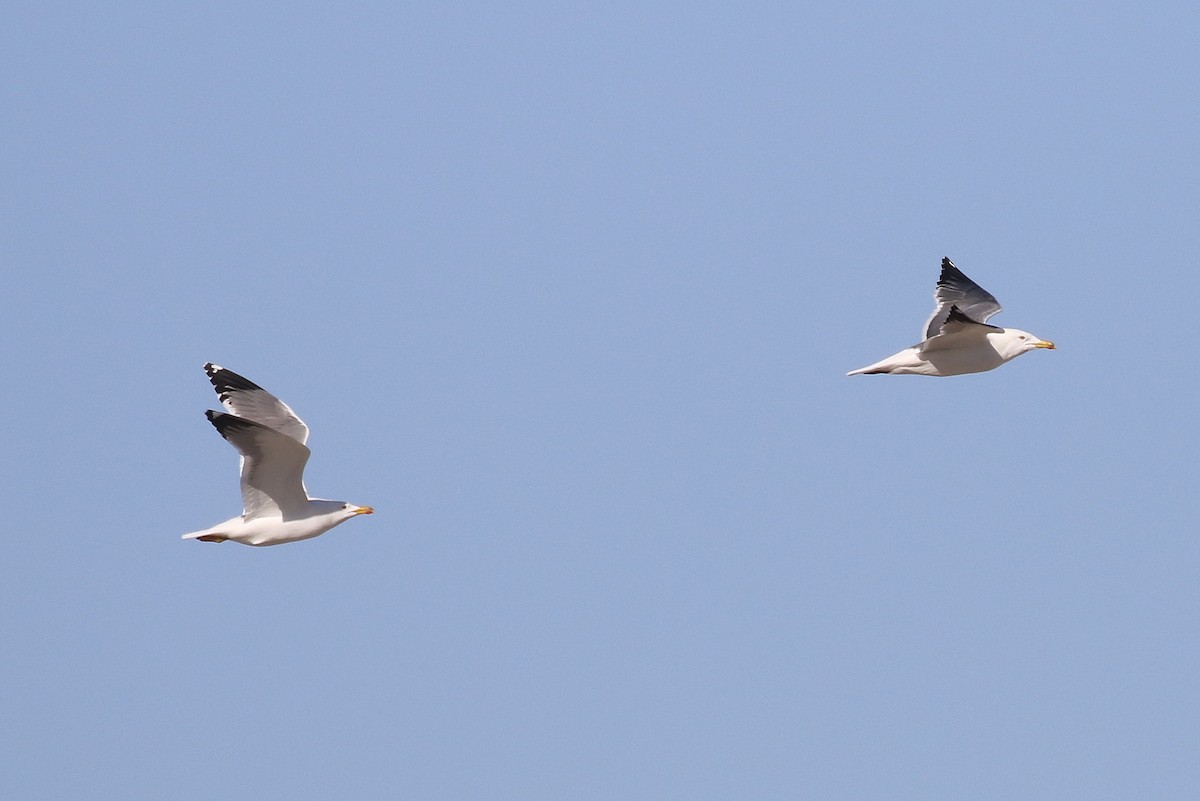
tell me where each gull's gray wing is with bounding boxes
[206,410,312,520]
[204,363,310,445]
[923,257,1003,339]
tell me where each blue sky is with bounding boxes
[3,2,1198,798]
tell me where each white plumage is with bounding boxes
[182,363,373,546]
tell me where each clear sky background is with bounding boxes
[3,2,1198,799]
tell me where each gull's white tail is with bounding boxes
[181,525,229,543]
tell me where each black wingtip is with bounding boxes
[937,258,973,288]
[204,363,265,402]
[940,257,962,277]
[944,304,971,324]
[205,409,254,440]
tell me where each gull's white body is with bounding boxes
[848,258,1054,377]
[182,363,373,547]
[847,327,1046,376]
[182,501,368,547]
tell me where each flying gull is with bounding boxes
[182,363,374,546]
[847,257,1055,376]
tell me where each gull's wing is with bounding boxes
[206,410,312,520]
[204,363,310,445]
[923,257,1003,339]
[920,305,1003,351]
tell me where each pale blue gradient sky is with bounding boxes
[3,2,1199,799]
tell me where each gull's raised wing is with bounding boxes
[204,363,310,445]
[923,257,1003,339]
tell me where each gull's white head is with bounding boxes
[340,502,375,521]
[312,500,375,522]
[995,328,1056,360]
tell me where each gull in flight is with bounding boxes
[182,363,374,546]
[848,257,1055,377]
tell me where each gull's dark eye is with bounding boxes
[1019,335,1027,340]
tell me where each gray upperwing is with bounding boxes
[204,363,310,445]
[923,257,1003,339]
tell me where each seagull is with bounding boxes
[847,257,1055,376]
[182,363,374,546]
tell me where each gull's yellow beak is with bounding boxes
[355,506,375,515]
[1034,341,1056,350]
